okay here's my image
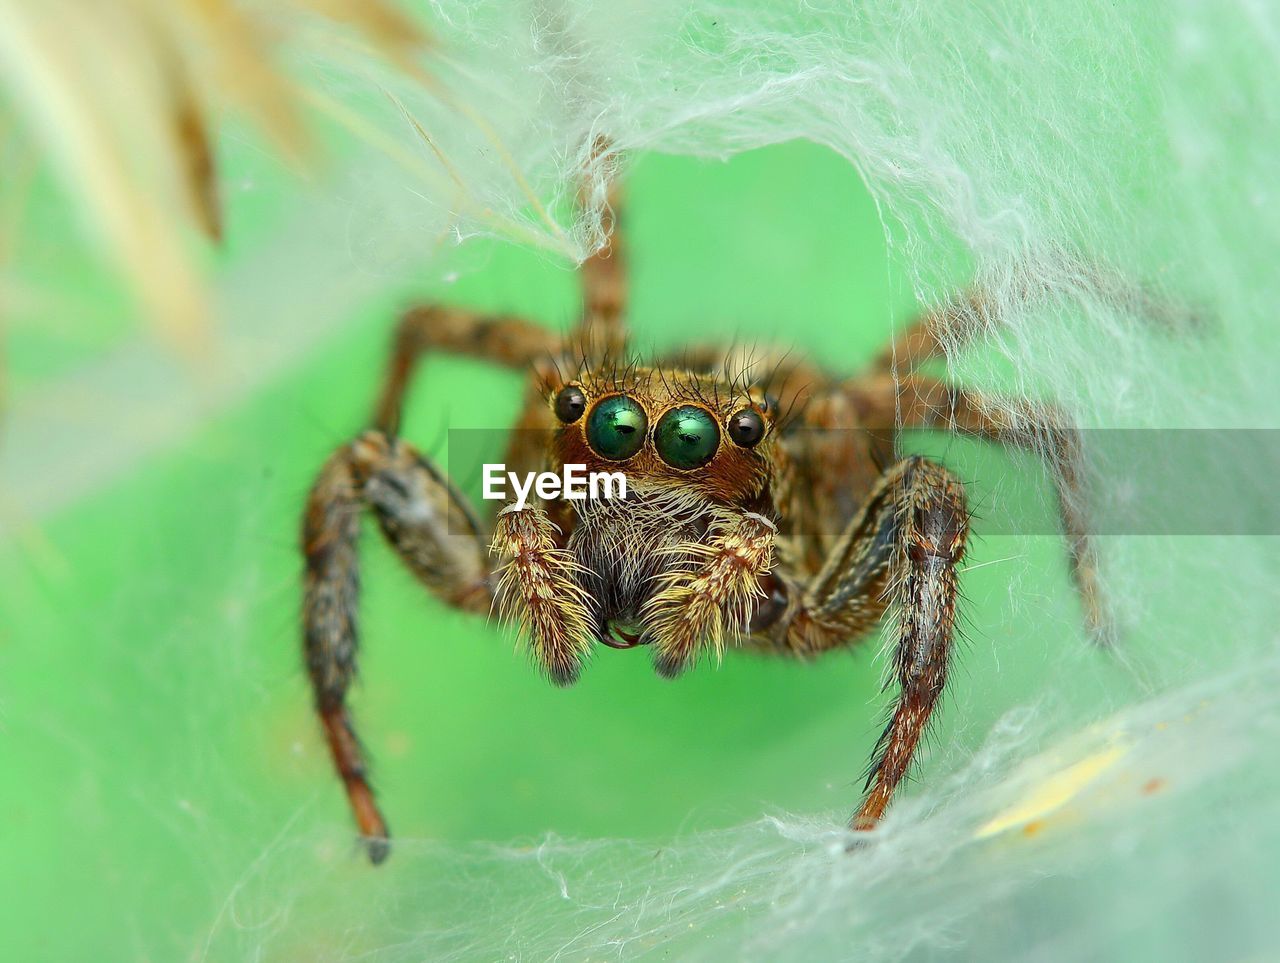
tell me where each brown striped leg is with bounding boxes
[767,457,969,832]
[302,431,491,863]
[372,306,562,437]
[869,291,993,373]
[574,137,628,362]
[871,265,1201,375]
[846,371,1111,645]
[854,458,967,829]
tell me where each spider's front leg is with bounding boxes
[777,456,969,831]
[302,430,491,862]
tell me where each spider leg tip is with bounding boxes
[1086,620,1120,650]
[364,834,391,866]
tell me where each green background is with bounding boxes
[0,141,1097,959]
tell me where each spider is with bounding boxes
[301,147,1105,864]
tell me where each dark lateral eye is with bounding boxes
[554,385,587,423]
[655,406,720,470]
[586,395,648,460]
[727,408,766,448]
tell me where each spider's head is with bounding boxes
[546,364,780,502]
[538,363,786,662]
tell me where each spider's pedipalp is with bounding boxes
[643,511,777,677]
[491,503,597,686]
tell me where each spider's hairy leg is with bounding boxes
[849,371,1111,644]
[302,449,380,859]
[302,430,491,864]
[774,457,969,832]
[372,306,562,436]
[870,266,1201,374]
[869,291,992,373]
[855,459,967,829]
[355,432,492,609]
[490,504,597,686]
[575,136,628,362]
[643,511,777,678]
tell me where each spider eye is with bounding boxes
[727,408,766,448]
[554,385,587,423]
[655,406,720,470]
[586,395,648,460]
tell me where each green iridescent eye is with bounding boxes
[655,405,720,470]
[586,395,648,461]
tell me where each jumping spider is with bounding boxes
[302,151,1104,864]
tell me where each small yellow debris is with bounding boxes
[976,741,1130,839]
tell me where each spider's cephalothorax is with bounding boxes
[301,147,1106,864]
[505,364,788,684]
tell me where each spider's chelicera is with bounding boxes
[301,147,1106,865]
